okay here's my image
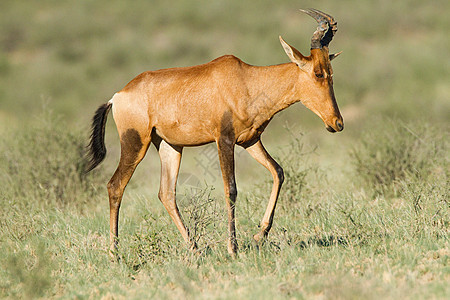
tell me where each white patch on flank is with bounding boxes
[108,93,117,105]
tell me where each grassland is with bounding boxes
[0,0,449,299]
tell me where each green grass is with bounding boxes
[350,120,448,194]
[2,183,448,299]
[1,114,448,299]
[1,0,449,298]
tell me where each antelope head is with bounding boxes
[280,8,343,132]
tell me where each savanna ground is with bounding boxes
[0,0,449,299]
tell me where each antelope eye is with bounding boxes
[315,73,324,78]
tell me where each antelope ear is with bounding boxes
[329,51,343,61]
[279,36,307,68]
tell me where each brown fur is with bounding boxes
[88,13,344,259]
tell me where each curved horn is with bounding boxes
[300,8,337,49]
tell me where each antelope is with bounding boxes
[86,8,343,258]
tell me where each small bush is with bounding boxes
[179,186,223,249]
[4,242,52,299]
[0,109,107,211]
[399,174,449,237]
[349,120,447,194]
[273,130,320,206]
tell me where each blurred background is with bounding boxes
[0,0,448,190]
[1,2,448,298]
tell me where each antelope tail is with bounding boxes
[85,101,112,172]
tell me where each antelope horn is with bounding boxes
[299,8,338,49]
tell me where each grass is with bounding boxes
[0,107,106,211]
[2,185,448,299]
[350,120,448,194]
[0,113,448,299]
[0,0,449,299]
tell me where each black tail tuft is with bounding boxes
[85,102,112,173]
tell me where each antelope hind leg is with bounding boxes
[156,139,197,250]
[107,129,150,260]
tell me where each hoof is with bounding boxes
[253,231,267,247]
[109,249,120,262]
[190,241,198,251]
[189,241,203,257]
[227,240,238,258]
[251,238,260,251]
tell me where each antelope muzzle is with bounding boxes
[326,118,344,133]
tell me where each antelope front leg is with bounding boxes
[245,140,284,244]
[217,138,238,256]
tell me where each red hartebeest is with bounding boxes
[86,9,343,258]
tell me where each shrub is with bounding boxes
[179,186,223,249]
[279,142,308,204]
[349,120,448,194]
[254,128,320,213]
[0,109,107,211]
[4,242,52,299]
[399,173,449,238]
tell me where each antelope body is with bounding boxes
[87,9,343,258]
